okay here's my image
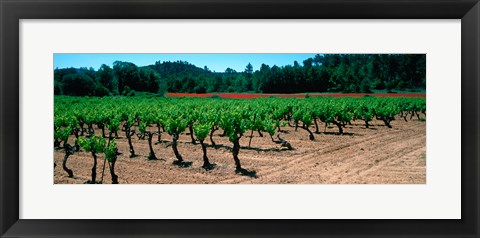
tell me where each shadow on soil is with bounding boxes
[235,168,258,178]
[206,143,290,152]
[172,160,193,168]
[147,156,166,161]
[202,163,217,171]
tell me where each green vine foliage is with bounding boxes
[105,139,117,163]
[55,96,425,143]
[77,136,106,154]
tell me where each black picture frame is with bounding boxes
[1,0,479,237]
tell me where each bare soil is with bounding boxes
[54,116,426,184]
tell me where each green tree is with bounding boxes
[96,64,116,94]
[113,61,140,95]
[62,73,97,96]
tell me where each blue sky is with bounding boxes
[54,53,318,72]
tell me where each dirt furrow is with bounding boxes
[221,123,420,184]
[55,118,426,184]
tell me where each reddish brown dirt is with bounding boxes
[54,116,426,184]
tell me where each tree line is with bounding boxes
[54,54,426,96]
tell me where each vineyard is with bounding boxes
[54,96,426,184]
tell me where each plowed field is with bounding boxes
[54,115,426,184]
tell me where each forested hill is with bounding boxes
[54,54,426,96]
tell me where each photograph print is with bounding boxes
[53,53,426,184]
